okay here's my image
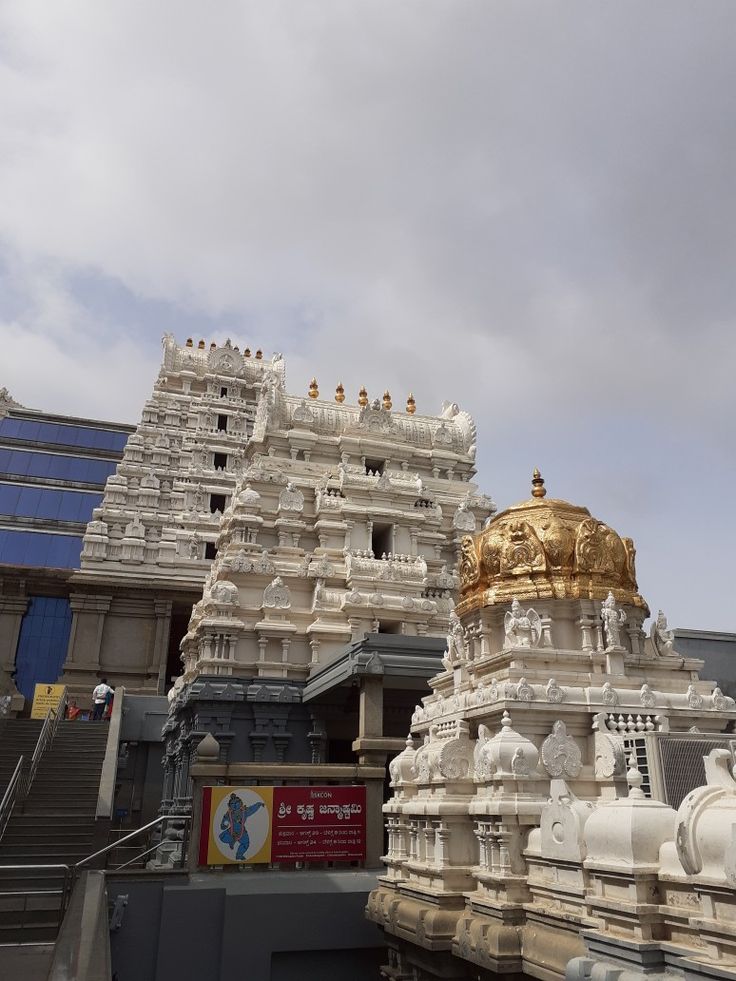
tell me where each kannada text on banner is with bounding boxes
[199,785,366,866]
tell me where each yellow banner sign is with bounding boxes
[30,683,66,720]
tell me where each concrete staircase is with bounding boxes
[0,719,43,796]
[0,720,109,944]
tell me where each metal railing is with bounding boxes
[22,689,68,796]
[0,690,69,845]
[0,863,73,939]
[0,755,24,840]
[75,814,191,873]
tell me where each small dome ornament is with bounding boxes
[335,382,345,404]
[244,347,251,357]
[406,393,416,415]
[308,378,319,400]
[255,349,263,359]
[383,390,392,410]
[197,339,205,349]
[531,468,546,498]
[185,337,193,347]
[358,385,369,408]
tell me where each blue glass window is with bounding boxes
[0,530,84,568]
[0,484,103,522]
[14,596,73,700]
[0,448,119,485]
[0,417,129,452]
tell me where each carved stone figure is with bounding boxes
[601,591,626,648]
[504,599,542,648]
[452,498,476,533]
[650,609,675,657]
[541,721,583,778]
[210,580,239,606]
[545,678,565,704]
[278,481,304,513]
[640,684,656,708]
[263,576,291,609]
[601,681,619,706]
[442,611,466,670]
[686,684,703,709]
[511,747,530,776]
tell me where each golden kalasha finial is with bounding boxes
[255,349,263,360]
[406,392,416,415]
[531,468,546,498]
[335,382,345,404]
[383,390,392,410]
[244,348,251,357]
[185,337,193,347]
[308,378,319,400]
[358,386,368,408]
[197,339,205,349]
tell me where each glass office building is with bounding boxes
[0,400,133,699]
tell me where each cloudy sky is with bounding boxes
[1,1,734,631]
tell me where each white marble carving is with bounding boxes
[601,591,626,648]
[504,599,542,648]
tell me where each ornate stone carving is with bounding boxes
[210,580,239,606]
[602,682,619,706]
[640,684,656,708]
[515,677,534,702]
[545,678,565,703]
[593,731,625,779]
[452,499,476,533]
[263,576,291,609]
[511,747,530,776]
[441,611,467,670]
[601,592,626,648]
[292,400,316,427]
[504,599,541,648]
[541,721,582,778]
[712,687,733,712]
[650,609,675,657]
[278,481,304,513]
[473,724,494,782]
[253,550,275,575]
[687,684,704,709]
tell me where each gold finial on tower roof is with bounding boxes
[358,386,368,408]
[383,390,392,410]
[335,382,345,404]
[406,393,416,415]
[308,378,319,399]
[531,468,546,498]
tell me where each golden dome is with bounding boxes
[457,470,648,616]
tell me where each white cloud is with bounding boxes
[0,0,734,628]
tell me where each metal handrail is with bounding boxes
[0,754,25,839]
[75,814,191,871]
[22,689,68,796]
[0,691,70,845]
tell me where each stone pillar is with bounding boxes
[0,593,28,711]
[357,675,384,766]
[62,593,113,692]
[152,598,173,693]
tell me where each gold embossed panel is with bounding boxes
[457,472,647,615]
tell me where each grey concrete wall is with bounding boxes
[107,870,384,981]
[114,694,167,826]
[676,629,736,699]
